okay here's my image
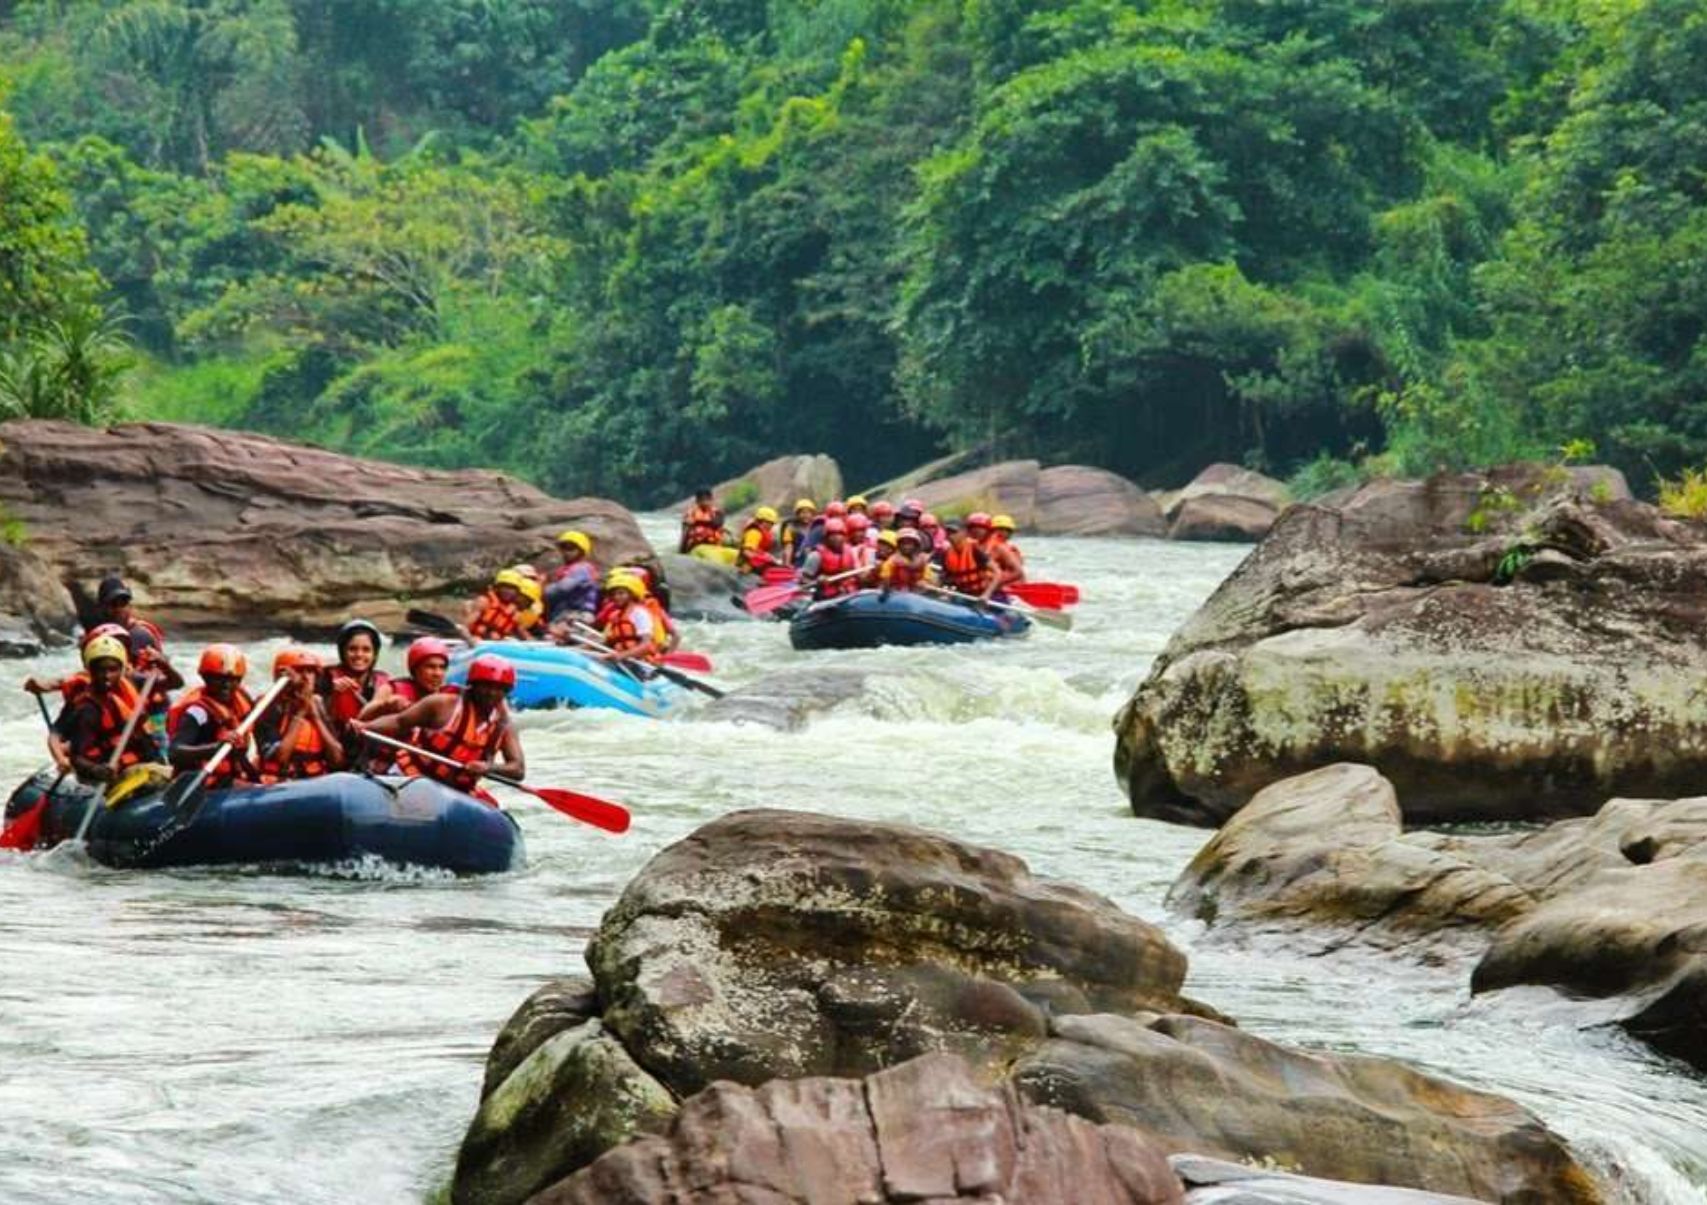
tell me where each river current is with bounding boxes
[2,520,1704,1203]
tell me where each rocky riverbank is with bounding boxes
[0,419,652,652]
[450,809,1604,1205]
[1109,463,1707,828]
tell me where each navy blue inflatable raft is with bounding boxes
[4,769,523,875]
[788,589,1031,650]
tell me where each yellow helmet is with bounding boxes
[82,634,130,669]
[794,498,817,514]
[754,505,779,523]
[556,529,592,555]
[878,530,900,547]
[847,494,869,509]
[495,568,530,592]
[605,572,647,598]
[991,514,1017,532]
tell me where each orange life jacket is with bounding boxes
[683,504,723,549]
[880,555,923,592]
[643,598,675,653]
[942,542,992,595]
[396,697,507,793]
[261,709,334,781]
[70,678,148,771]
[469,589,524,640]
[167,686,257,788]
[813,543,862,598]
[603,603,661,660]
[985,534,1025,585]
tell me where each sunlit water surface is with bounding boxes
[1,519,1703,1203]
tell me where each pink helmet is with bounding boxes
[920,512,940,528]
[896,527,923,545]
[847,513,871,532]
[824,501,848,519]
[871,500,896,520]
[823,517,848,536]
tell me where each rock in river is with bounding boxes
[0,418,651,643]
[452,810,1602,1205]
[1114,463,1692,827]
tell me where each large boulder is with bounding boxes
[1035,465,1167,536]
[655,552,744,621]
[1162,464,1288,542]
[1013,1013,1598,1205]
[909,458,1043,526]
[0,541,77,654]
[0,419,651,641]
[1115,464,1706,826]
[678,454,843,525]
[533,1053,1186,1205]
[1173,1156,1487,1205]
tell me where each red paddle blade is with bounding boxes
[744,582,804,616]
[1009,582,1078,609]
[662,651,713,672]
[761,566,797,584]
[527,785,631,833]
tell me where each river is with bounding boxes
[1,522,1703,1204]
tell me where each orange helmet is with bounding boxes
[272,647,321,676]
[198,643,248,680]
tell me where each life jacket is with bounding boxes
[880,555,922,592]
[71,678,149,772]
[319,666,389,734]
[59,672,93,707]
[397,697,507,793]
[683,504,723,550]
[119,617,172,709]
[813,544,862,599]
[603,602,660,660]
[390,679,459,709]
[469,589,524,640]
[166,685,257,788]
[986,534,1026,586]
[942,542,992,595]
[737,522,777,572]
[643,598,675,652]
[780,518,811,564]
[261,709,334,781]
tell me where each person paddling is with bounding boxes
[985,514,1026,588]
[52,634,160,786]
[736,507,781,574]
[870,500,897,532]
[168,645,259,788]
[464,569,534,642]
[361,637,454,720]
[798,518,862,601]
[938,519,1000,605]
[596,572,663,664]
[545,530,600,631]
[880,528,931,594]
[355,653,524,798]
[679,488,726,553]
[780,499,816,566]
[257,649,344,781]
[317,618,390,742]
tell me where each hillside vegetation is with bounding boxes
[2,0,1703,504]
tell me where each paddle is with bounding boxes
[163,675,291,816]
[73,669,161,843]
[406,608,466,639]
[568,622,725,698]
[359,729,630,834]
[743,566,868,618]
[1007,582,1079,610]
[920,583,1074,631]
[760,566,798,584]
[661,651,714,673]
[1,693,66,851]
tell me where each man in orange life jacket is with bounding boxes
[361,637,454,721]
[257,648,344,781]
[679,488,726,553]
[168,644,259,789]
[51,634,160,786]
[937,518,1000,604]
[984,513,1026,588]
[463,569,534,642]
[798,518,863,601]
[354,653,524,795]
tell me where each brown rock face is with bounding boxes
[677,454,843,524]
[0,419,651,640]
[0,542,77,654]
[898,458,1163,536]
[1161,464,1288,542]
[1115,464,1707,826]
[533,1053,1186,1205]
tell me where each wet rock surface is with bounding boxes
[897,458,1166,536]
[697,667,879,729]
[1160,464,1289,543]
[0,419,651,644]
[677,454,843,526]
[1115,463,1701,827]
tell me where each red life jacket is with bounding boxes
[683,504,723,549]
[396,697,507,793]
[320,666,389,732]
[71,678,148,772]
[942,542,992,595]
[261,710,334,781]
[469,590,523,640]
[880,555,922,592]
[166,686,257,788]
[813,543,861,598]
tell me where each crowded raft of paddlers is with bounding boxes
[2,498,1074,859]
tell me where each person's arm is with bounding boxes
[356,681,405,722]
[309,696,346,768]
[54,703,99,780]
[169,707,223,771]
[797,550,825,589]
[359,694,452,741]
[487,724,525,781]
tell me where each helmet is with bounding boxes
[823,518,848,536]
[272,647,321,676]
[198,643,247,680]
[897,527,923,545]
[794,498,818,514]
[847,494,869,510]
[82,634,130,669]
[847,513,871,532]
[754,505,779,523]
[465,653,517,690]
[966,511,993,530]
[80,622,129,649]
[902,497,925,514]
[407,636,451,674]
[605,572,647,598]
[336,618,383,652]
[494,568,530,592]
[920,512,940,528]
[871,500,896,520]
[824,501,848,518]
[878,530,900,547]
[991,514,1016,532]
[555,529,592,556]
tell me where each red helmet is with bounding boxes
[897,527,923,545]
[966,511,993,530]
[80,622,129,649]
[466,653,517,690]
[407,636,451,674]
[272,647,321,676]
[823,501,847,519]
[871,500,896,520]
[847,513,871,531]
[920,512,940,528]
[823,517,848,536]
[199,643,248,680]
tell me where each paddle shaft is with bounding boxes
[920,583,1072,630]
[73,669,164,844]
[170,675,291,809]
[568,622,725,698]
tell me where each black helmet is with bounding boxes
[335,618,383,653]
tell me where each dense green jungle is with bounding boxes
[2,0,1704,506]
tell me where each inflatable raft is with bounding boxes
[448,640,680,718]
[788,590,1031,650]
[3,769,523,874]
